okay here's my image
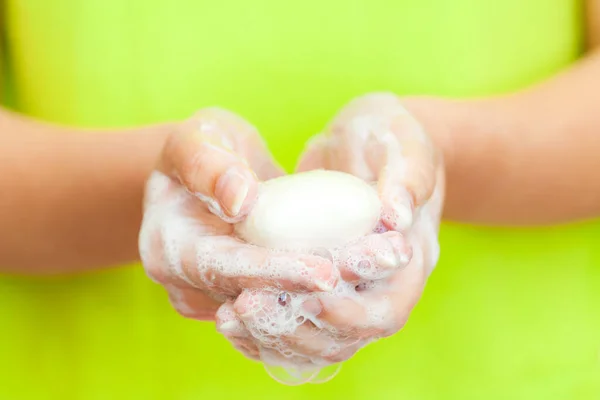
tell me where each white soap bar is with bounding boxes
[235,170,381,250]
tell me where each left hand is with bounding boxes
[215,93,445,368]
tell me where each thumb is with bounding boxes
[158,108,273,222]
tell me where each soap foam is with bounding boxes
[232,242,398,381]
[140,163,441,387]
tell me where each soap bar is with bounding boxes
[235,170,381,250]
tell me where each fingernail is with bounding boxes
[215,166,252,217]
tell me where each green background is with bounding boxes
[1,0,599,398]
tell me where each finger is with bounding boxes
[420,163,446,229]
[331,231,412,283]
[233,288,373,341]
[165,284,222,321]
[311,93,438,231]
[187,236,339,296]
[233,290,324,339]
[314,294,379,337]
[216,301,251,338]
[195,108,285,181]
[158,108,265,221]
[317,92,414,181]
[283,323,332,357]
[216,301,262,360]
[234,291,340,360]
[376,114,437,203]
[232,340,261,361]
[138,181,232,286]
[378,239,428,335]
[233,291,370,364]
[233,286,350,340]
[282,322,367,363]
[233,289,308,335]
[375,117,438,231]
[236,134,286,182]
[142,170,180,212]
[315,242,426,338]
[351,99,436,230]
[409,201,442,276]
[229,334,262,361]
[296,134,330,172]
[142,197,339,296]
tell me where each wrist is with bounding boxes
[400,95,518,222]
[399,96,460,172]
[53,122,173,270]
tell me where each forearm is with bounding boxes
[0,108,171,274]
[405,49,600,225]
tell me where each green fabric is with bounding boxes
[2,0,599,399]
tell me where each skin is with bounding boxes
[587,0,600,49]
[1,8,599,273]
[0,0,599,361]
[0,108,172,273]
[215,94,444,364]
[404,48,600,225]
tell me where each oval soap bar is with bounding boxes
[235,170,382,250]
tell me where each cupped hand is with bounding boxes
[138,108,339,321]
[216,93,445,368]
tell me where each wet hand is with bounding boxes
[138,108,339,321]
[216,93,444,367]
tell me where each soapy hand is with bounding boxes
[216,93,444,369]
[298,92,444,232]
[138,108,339,320]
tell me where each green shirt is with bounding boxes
[1,1,599,399]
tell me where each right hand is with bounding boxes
[213,94,444,367]
[138,108,339,321]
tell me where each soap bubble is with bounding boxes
[308,363,342,384]
[263,363,342,386]
[264,364,318,386]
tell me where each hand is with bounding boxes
[138,108,339,321]
[216,93,444,369]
